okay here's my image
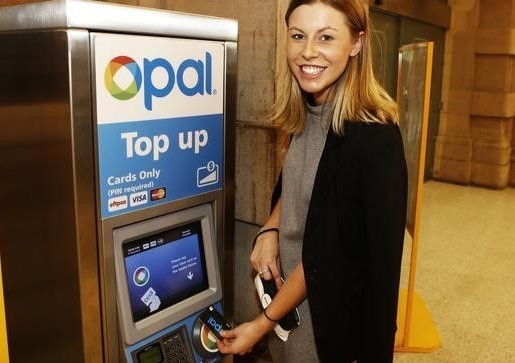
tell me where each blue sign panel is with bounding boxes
[93,34,225,218]
[98,114,223,218]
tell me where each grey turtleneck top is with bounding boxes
[268,103,330,363]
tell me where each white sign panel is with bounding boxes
[94,33,224,124]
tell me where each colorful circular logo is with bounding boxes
[104,56,142,100]
[133,266,150,287]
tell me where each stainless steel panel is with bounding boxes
[67,29,103,363]
[0,30,100,363]
[0,0,238,42]
[223,41,237,320]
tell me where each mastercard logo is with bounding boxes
[151,188,166,201]
[104,56,142,100]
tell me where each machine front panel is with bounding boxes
[92,32,230,363]
[125,302,224,363]
[92,33,225,219]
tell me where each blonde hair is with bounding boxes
[272,0,398,135]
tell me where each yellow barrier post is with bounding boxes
[394,41,440,352]
[0,255,9,362]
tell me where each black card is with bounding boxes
[198,305,232,340]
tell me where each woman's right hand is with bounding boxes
[216,314,275,355]
[250,229,282,289]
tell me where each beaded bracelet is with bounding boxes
[263,308,279,323]
[252,227,279,249]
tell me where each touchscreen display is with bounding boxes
[123,221,209,322]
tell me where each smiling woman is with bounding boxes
[217,1,407,363]
[286,4,362,105]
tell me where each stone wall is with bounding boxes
[433,0,477,184]
[434,0,515,188]
[471,0,515,188]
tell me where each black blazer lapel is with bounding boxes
[303,130,340,255]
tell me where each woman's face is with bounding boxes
[287,2,361,105]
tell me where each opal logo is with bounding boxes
[104,52,214,111]
[133,266,150,287]
[104,56,142,100]
[207,317,222,332]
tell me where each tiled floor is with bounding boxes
[233,181,515,363]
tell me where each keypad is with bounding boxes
[162,331,194,363]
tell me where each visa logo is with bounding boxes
[130,191,148,207]
[105,52,214,111]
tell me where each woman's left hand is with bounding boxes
[216,316,274,355]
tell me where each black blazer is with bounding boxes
[275,121,407,363]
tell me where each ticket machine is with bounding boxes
[113,204,225,362]
[0,1,237,362]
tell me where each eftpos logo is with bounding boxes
[104,53,214,111]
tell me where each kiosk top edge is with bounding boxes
[0,0,238,41]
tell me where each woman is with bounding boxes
[218,1,407,362]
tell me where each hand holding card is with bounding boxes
[199,305,232,341]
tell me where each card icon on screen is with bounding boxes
[141,287,161,313]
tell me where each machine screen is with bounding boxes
[123,221,209,322]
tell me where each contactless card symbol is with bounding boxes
[197,161,219,187]
[133,266,150,286]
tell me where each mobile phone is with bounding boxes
[198,305,232,341]
[255,276,300,333]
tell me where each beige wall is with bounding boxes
[471,0,515,188]
[433,0,478,184]
[435,0,515,188]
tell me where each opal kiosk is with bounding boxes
[0,1,237,362]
